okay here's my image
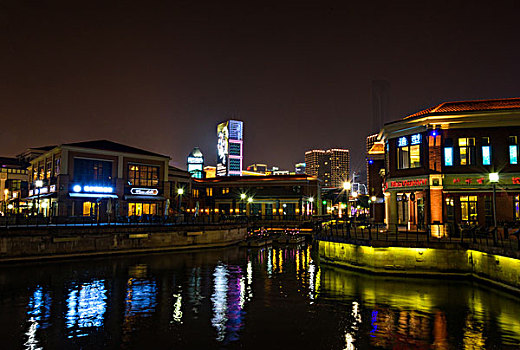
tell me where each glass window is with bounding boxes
[509,137,518,165]
[74,158,113,184]
[410,145,421,168]
[397,136,421,169]
[482,146,491,165]
[458,138,476,165]
[54,157,61,176]
[460,196,478,223]
[192,189,199,198]
[206,188,213,196]
[46,159,52,179]
[83,202,94,216]
[128,164,159,187]
[444,147,453,166]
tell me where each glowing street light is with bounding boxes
[489,172,499,245]
[343,181,351,191]
[177,187,184,213]
[35,180,43,215]
[247,197,253,203]
[308,197,314,203]
[240,193,247,200]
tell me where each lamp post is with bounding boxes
[35,180,43,215]
[308,196,314,216]
[177,187,184,214]
[343,181,351,219]
[489,172,499,245]
[247,197,253,216]
[3,189,8,216]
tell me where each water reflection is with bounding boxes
[5,244,519,349]
[66,280,107,338]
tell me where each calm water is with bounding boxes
[1,243,520,349]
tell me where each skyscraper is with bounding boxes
[305,148,350,188]
[217,120,243,176]
[187,147,204,178]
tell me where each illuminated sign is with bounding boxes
[388,178,428,188]
[398,137,408,147]
[482,146,491,165]
[217,121,229,176]
[187,157,203,164]
[50,185,56,193]
[29,189,33,196]
[73,185,113,193]
[216,120,243,176]
[130,188,159,196]
[411,134,421,145]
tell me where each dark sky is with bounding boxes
[1,0,519,174]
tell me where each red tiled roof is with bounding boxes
[405,97,520,119]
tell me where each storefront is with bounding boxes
[384,176,429,231]
[124,187,165,217]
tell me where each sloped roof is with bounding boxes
[405,97,520,119]
[63,140,169,158]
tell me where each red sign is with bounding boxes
[389,178,428,188]
[513,177,520,184]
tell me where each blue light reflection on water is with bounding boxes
[27,286,52,328]
[125,278,158,317]
[65,280,107,338]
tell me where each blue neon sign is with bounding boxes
[411,134,422,145]
[398,137,408,147]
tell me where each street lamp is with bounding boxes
[35,180,43,215]
[177,187,184,213]
[343,181,351,218]
[489,172,499,245]
[3,189,8,215]
[308,196,314,216]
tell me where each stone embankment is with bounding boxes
[319,240,520,293]
[0,224,247,262]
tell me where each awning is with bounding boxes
[124,195,165,201]
[24,193,57,200]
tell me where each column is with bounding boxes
[385,191,398,233]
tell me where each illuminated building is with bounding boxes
[22,140,171,219]
[187,147,204,178]
[381,97,520,235]
[241,170,266,176]
[190,175,321,217]
[295,162,306,174]
[366,134,385,222]
[204,166,216,178]
[217,120,243,176]
[246,164,267,173]
[0,157,29,215]
[305,149,350,188]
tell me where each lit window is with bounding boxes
[510,145,518,165]
[192,189,199,198]
[509,136,518,165]
[444,147,453,166]
[410,145,421,168]
[482,146,491,165]
[458,138,475,165]
[206,188,213,196]
[83,202,94,216]
[460,196,478,222]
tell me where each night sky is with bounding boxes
[1,0,519,174]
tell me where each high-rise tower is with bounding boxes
[217,120,243,176]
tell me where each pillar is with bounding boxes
[385,191,398,233]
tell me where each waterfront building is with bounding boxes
[23,140,171,219]
[188,175,321,217]
[0,157,29,215]
[187,147,204,178]
[217,120,243,176]
[381,97,520,235]
[305,148,350,188]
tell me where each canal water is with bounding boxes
[1,243,519,349]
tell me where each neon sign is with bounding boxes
[411,134,421,145]
[130,188,159,196]
[73,185,113,193]
[397,137,408,147]
[389,178,428,188]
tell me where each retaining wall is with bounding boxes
[0,225,247,262]
[319,240,520,293]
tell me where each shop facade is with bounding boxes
[24,140,171,220]
[381,98,520,235]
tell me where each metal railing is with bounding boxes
[315,221,520,256]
